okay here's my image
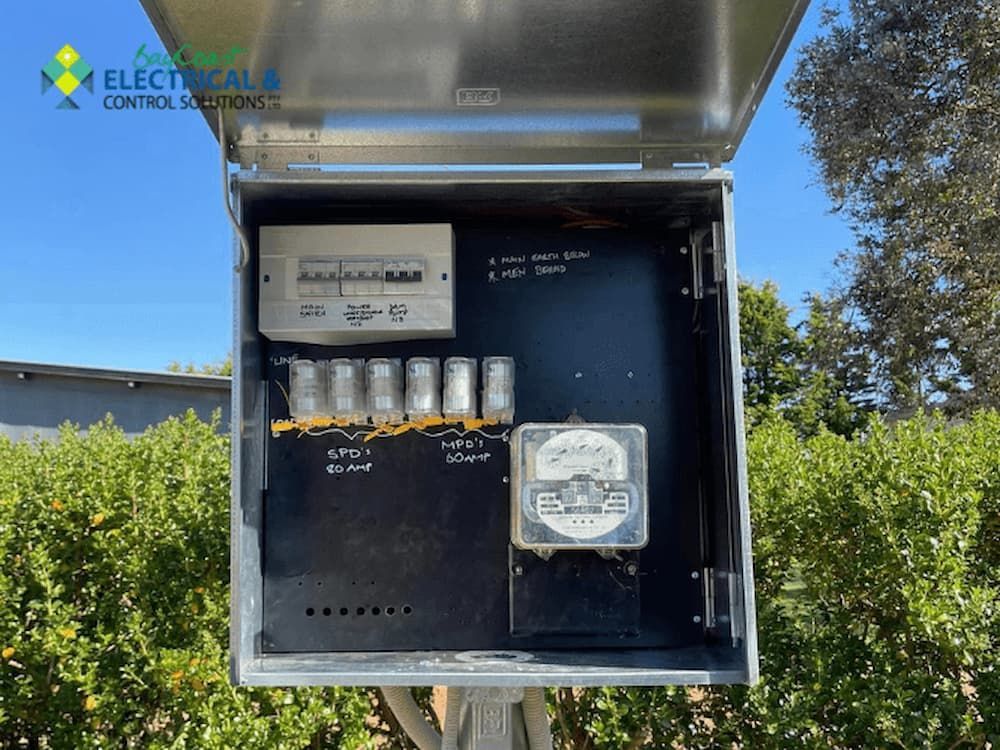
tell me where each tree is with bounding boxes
[167,355,233,377]
[738,280,803,419]
[738,280,868,435]
[787,0,1000,414]
[788,292,872,435]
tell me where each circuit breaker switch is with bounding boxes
[258,224,454,345]
[340,260,385,296]
[297,258,341,297]
[384,259,425,286]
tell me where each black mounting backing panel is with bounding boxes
[262,221,705,652]
[509,548,641,638]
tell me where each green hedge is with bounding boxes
[549,414,999,749]
[0,412,997,748]
[0,415,372,749]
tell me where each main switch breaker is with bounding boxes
[258,224,455,344]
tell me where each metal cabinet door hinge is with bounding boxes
[710,221,726,283]
[727,571,745,646]
[702,566,716,628]
[688,225,725,300]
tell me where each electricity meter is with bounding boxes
[510,423,649,552]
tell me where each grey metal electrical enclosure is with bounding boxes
[141,0,809,687]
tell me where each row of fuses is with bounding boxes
[288,356,515,425]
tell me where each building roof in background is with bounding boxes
[0,359,230,391]
[0,359,232,441]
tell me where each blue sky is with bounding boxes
[0,2,853,371]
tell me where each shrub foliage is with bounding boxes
[0,411,996,747]
[0,415,371,749]
[548,413,999,749]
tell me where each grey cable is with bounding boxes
[380,687,442,750]
[521,688,554,750]
[215,106,250,273]
[441,687,463,750]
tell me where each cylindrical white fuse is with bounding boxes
[289,359,329,420]
[366,358,404,425]
[482,356,515,423]
[328,358,367,424]
[443,357,478,420]
[405,357,441,420]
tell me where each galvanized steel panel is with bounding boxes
[141,0,807,165]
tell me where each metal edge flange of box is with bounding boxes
[510,422,649,551]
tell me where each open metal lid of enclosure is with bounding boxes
[139,0,808,168]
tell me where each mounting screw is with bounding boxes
[512,564,524,577]
[693,615,702,624]
[680,246,689,255]
[624,562,639,576]
[691,570,700,579]
[681,286,690,296]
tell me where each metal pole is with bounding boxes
[453,687,530,750]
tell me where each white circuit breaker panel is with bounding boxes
[510,423,649,552]
[258,224,455,344]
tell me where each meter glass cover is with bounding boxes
[510,423,649,550]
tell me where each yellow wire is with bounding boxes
[273,415,501,440]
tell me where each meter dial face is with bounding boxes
[534,429,627,481]
[531,429,631,540]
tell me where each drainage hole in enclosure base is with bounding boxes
[308,605,413,617]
